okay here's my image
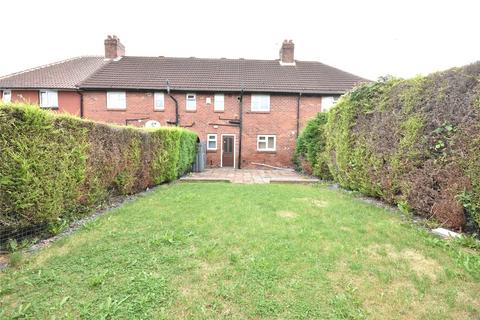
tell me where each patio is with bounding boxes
[180,168,320,184]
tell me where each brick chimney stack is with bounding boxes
[279,40,295,65]
[104,35,125,59]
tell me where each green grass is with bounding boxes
[1,183,479,319]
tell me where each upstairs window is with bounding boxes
[186,93,196,111]
[214,94,224,111]
[257,135,276,151]
[39,90,58,108]
[107,91,126,109]
[207,134,217,150]
[251,94,270,112]
[154,92,165,110]
[322,96,339,112]
[2,90,11,102]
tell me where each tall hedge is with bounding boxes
[324,62,480,230]
[0,103,197,233]
[293,112,332,179]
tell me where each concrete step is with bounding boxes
[180,177,231,183]
[269,178,320,184]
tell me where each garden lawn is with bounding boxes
[1,183,479,319]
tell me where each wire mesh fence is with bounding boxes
[0,224,49,253]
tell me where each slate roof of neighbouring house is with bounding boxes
[0,56,108,90]
[79,56,366,94]
[0,56,367,94]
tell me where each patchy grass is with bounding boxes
[0,183,479,319]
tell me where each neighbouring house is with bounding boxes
[0,36,365,168]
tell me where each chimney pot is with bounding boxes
[279,39,295,65]
[104,35,125,59]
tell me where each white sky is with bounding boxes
[1,0,479,80]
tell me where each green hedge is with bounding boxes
[293,112,332,179]
[297,62,480,230]
[0,103,197,233]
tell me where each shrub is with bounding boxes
[0,103,197,237]
[293,112,332,179]
[324,62,480,230]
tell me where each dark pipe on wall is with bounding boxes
[166,80,180,126]
[238,89,244,169]
[296,92,302,137]
[79,91,84,118]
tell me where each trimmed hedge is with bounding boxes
[0,103,197,233]
[304,62,480,230]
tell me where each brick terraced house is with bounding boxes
[0,36,365,168]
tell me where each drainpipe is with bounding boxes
[238,89,244,169]
[79,90,84,118]
[166,80,179,126]
[296,92,302,137]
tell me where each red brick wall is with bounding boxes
[82,91,324,168]
[4,90,81,116]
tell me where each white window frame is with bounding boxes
[251,94,270,112]
[2,89,11,102]
[39,90,58,108]
[107,91,126,110]
[154,92,165,111]
[186,93,196,111]
[257,135,276,151]
[214,94,224,112]
[322,96,339,112]
[207,134,218,151]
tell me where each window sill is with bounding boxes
[257,150,277,154]
[185,110,197,113]
[40,107,59,110]
[214,110,225,113]
[154,109,165,112]
[206,149,218,153]
[106,108,126,111]
[248,111,270,114]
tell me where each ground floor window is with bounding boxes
[207,134,217,150]
[257,135,276,151]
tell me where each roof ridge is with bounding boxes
[124,55,285,63]
[0,56,102,80]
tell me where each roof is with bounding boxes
[0,56,108,90]
[79,56,367,94]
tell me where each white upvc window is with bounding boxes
[257,135,276,151]
[207,134,217,150]
[107,91,126,109]
[214,94,224,111]
[2,90,11,102]
[39,90,58,108]
[322,96,339,112]
[186,93,196,111]
[154,92,165,110]
[251,94,270,112]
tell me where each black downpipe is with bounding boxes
[296,92,302,137]
[79,91,84,118]
[166,80,179,126]
[238,89,244,169]
[168,94,179,126]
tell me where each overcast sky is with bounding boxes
[1,0,478,80]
